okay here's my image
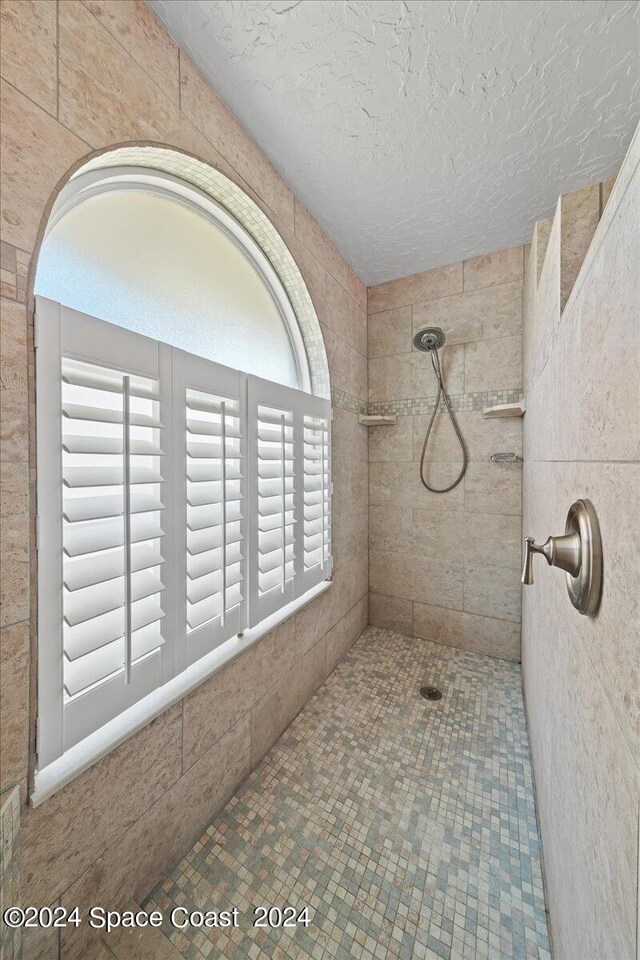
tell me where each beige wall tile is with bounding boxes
[84,0,180,104]
[368,262,463,314]
[464,335,522,393]
[0,1,57,117]
[1,460,29,517]
[321,324,350,395]
[1,299,28,393]
[600,175,617,213]
[325,598,367,673]
[413,410,522,463]
[370,460,465,511]
[463,561,521,622]
[294,200,366,311]
[0,515,30,625]
[22,705,183,905]
[250,662,306,767]
[535,216,554,283]
[0,622,30,790]
[332,507,368,569]
[575,170,639,461]
[369,344,464,402]
[560,182,599,311]
[332,407,368,465]
[22,909,60,960]
[368,415,413,462]
[369,550,463,609]
[59,716,251,960]
[332,457,368,518]
[295,579,349,655]
[0,80,86,253]
[463,244,523,291]
[368,305,412,358]
[0,389,29,461]
[464,462,522,516]
[413,509,521,567]
[324,272,367,356]
[369,504,413,554]
[524,204,560,382]
[413,280,522,345]
[350,345,368,402]
[179,57,294,229]
[182,617,297,769]
[368,593,413,634]
[413,603,520,661]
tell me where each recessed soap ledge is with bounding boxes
[482,400,526,419]
[358,414,398,426]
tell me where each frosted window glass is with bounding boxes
[35,190,301,389]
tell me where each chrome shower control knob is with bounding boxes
[522,499,602,617]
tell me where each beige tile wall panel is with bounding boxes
[522,131,639,959]
[368,261,463,314]
[0,1,58,117]
[462,244,524,291]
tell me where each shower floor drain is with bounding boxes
[420,686,442,701]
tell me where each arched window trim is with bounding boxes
[45,165,313,394]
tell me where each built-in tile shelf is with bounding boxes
[358,414,398,426]
[482,400,526,419]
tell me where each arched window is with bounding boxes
[36,167,311,392]
[33,161,331,784]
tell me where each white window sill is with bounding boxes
[31,579,332,808]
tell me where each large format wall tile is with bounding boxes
[413,603,520,661]
[413,280,522,344]
[464,335,522,393]
[59,716,252,960]
[0,0,57,117]
[370,550,464,609]
[0,80,86,252]
[0,622,30,790]
[463,244,523,291]
[83,0,180,104]
[368,261,463,313]
[412,508,521,567]
[368,305,412,358]
[22,705,183,906]
[413,410,522,463]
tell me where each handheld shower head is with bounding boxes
[413,327,446,352]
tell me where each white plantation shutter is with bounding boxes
[300,404,332,592]
[36,298,331,769]
[173,350,247,667]
[37,300,173,765]
[247,376,332,626]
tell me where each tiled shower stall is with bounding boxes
[0,3,638,960]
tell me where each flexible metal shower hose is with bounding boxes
[418,347,468,493]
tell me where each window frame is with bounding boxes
[42,165,313,394]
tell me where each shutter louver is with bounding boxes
[300,413,332,589]
[180,354,246,666]
[60,357,166,701]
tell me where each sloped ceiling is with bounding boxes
[149,0,640,285]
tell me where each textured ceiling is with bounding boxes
[149,0,640,285]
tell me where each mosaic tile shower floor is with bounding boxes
[145,627,551,960]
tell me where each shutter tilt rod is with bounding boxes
[281,412,286,593]
[220,400,227,627]
[321,420,326,572]
[123,375,132,684]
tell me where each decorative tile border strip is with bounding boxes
[331,387,368,415]
[368,388,523,417]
